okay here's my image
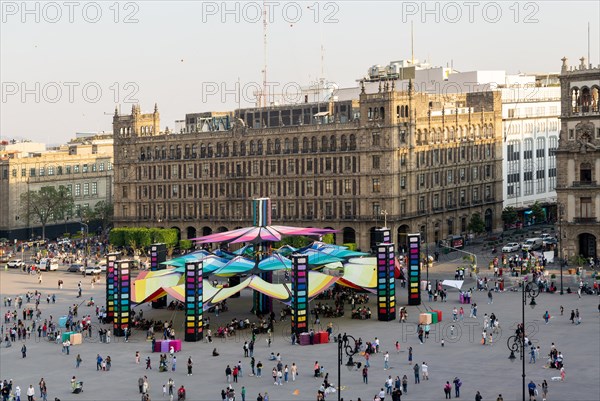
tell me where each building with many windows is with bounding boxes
[112,84,504,251]
[0,136,114,240]
[555,57,600,260]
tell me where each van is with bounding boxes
[521,238,543,251]
[38,258,59,271]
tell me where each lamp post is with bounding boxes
[381,210,388,228]
[337,333,359,401]
[558,203,564,295]
[81,221,89,265]
[506,277,540,401]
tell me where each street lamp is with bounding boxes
[337,333,359,401]
[81,222,89,265]
[506,278,540,401]
[558,203,564,295]
[381,210,388,229]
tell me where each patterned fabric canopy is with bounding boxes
[192,225,336,244]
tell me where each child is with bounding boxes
[163,384,167,397]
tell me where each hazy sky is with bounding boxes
[1,1,598,144]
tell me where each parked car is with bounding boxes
[7,259,25,268]
[522,238,543,251]
[543,238,558,246]
[67,264,85,273]
[85,266,102,275]
[502,242,521,253]
[98,263,107,272]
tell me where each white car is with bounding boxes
[38,258,59,271]
[98,263,107,272]
[85,266,101,275]
[502,243,520,253]
[7,259,25,268]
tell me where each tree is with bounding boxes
[501,206,518,227]
[467,213,486,235]
[20,186,74,240]
[530,202,546,224]
[92,201,114,235]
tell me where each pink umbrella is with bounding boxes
[192,225,336,245]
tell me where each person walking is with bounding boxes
[421,362,429,380]
[291,362,297,381]
[187,356,193,376]
[21,343,26,358]
[76,353,82,368]
[384,351,390,370]
[453,377,462,398]
[569,310,575,324]
[256,361,263,377]
[527,381,537,401]
[402,375,408,394]
[26,385,34,401]
[408,346,413,364]
[146,356,152,370]
[487,290,493,304]
[475,391,483,401]
[138,377,144,394]
[541,380,548,401]
[543,311,550,325]
[241,386,246,401]
[444,381,452,399]
[362,366,368,384]
[413,363,420,384]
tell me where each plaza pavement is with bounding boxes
[1,259,598,401]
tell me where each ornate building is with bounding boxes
[112,84,503,251]
[0,136,114,240]
[556,57,600,260]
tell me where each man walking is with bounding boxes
[413,363,420,384]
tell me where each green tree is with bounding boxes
[530,202,546,224]
[179,239,193,251]
[92,201,114,235]
[501,206,518,226]
[20,185,74,240]
[468,213,486,235]
[108,227,126,247]
[321,234,335,245]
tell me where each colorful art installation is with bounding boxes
[184,261,203,342]
[376,243,396,321]
[150,243,167,308]
[407,234,421,305]
[113,260,131,336]
[290,254,309,336]
[105,252,120,323]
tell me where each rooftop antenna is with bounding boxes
[411,21,414,65]
[588,21,591,65]
[262,0,268,107]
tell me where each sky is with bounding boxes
[1,0,599,144]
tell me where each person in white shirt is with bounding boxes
[422,362,429,380]
[26,385,35,401]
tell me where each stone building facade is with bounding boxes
[556,57,600,260]
[112,84,503,251]
[0,137,114,240]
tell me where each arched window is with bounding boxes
[380,107,385,120]
[191,144,197,158]
[216,142,222,156]
[240,141,246,156]
[184,144,190,159]
[349,134,357,150]
[207,144,213,157]
[292,138,299,153]
[330,135,336,151]
[341,135,348,151]
[223,142,229,156]
[397,105,401,118]
[140,147,145,160]
[267,139,273,154]
[233,141,238,156]
[200,144,206,158]
[176,145,182,159]
[404,105,409,117]
[311,136,318,152]
[449,127,455,141]
[322,136,328,152]
[249,140,256,154]
[161,146,166,159]
[302,137,309,153]
[257,140,263,155]
[169,145,175,159]
[580,87,591,112]
[274,139,281,153]
[571,87,580,113]
[591,86,600,112]
[284,138,290,153]
[154,146,160,159]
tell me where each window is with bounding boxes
[30,168,36,177]
[580,197,592,217]
[325,158,332,172]
[508,109,515,118]
[99,163,105,172]
[172,184,179,196]
[288,160,295,174]
[344,179,352,193]
[400,154,406,166]
[48,166,54,176]
[83,183,89,196]
[447,170,453,184]
[325,180,333,193]
[107,162,112,170]
[66,184,72,195]
[39,167,45,176]
[82,164,88,173]
[121,186,127,198]
[372,155,381,169]
[400,176,406,189]
[372,132,381,146]
[91,182,98,195]
[568,129,575,140]
[372,178,381,193]
[306,181,313,194]
[91,164,97,172]
[372,203,381,216]
[21,168,26,177]
[270,160,277,173]
[306,159,313,172]
[11,169,16,177]
[75,184,81,196]
[73,165,80,173]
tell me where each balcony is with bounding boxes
[573,217,598,224]
[572,181,597,187]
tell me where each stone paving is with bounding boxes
[1,259,599,401]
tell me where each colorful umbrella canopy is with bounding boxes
[192,225,336,245]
